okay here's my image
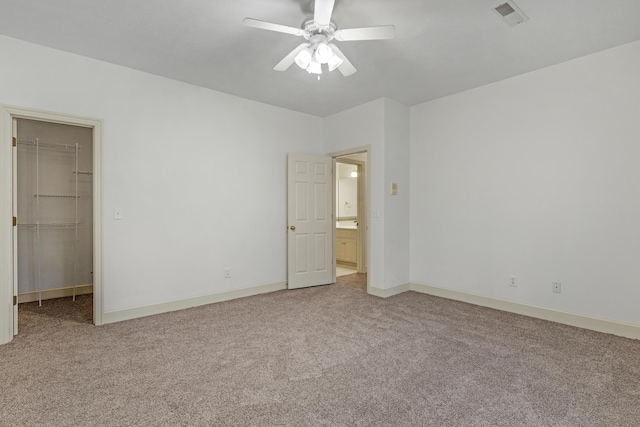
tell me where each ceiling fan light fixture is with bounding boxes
[244,0,394,78]
[307,58,323,75]
[315,42,334,64]
[294,47,313,69]
[327,53,343,72]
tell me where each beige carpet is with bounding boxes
[2,274,639,426]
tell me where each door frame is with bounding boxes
[330,146,370,290]
[0,105,103,345]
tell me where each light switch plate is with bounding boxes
[113,207,123,220]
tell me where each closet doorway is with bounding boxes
[0,106,103,344]
[16,118,93,306]
[335,152,367,278]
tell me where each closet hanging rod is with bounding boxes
[34,194,80,198]
[17,138,81,150]
[18,222,82,228]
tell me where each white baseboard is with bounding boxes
[410,282,640,341]
[368,283,411,298]
[18,284,93,304]
[99,278,640,340]
[102,281,287,325]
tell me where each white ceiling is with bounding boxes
[1,0,640,117]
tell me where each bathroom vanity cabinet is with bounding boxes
[336,228,357,266]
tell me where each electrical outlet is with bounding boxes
[224,268,231,278]
[552,281,561,293]
[509,275,517,287]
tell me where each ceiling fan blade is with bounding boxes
[314,0,335,27]
[274,43,309,71]
[243,18,305,36]
[334,25,396,41]
[329,44,356,76]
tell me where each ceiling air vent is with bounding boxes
[493,1,529,26]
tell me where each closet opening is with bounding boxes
[15,118,96,328]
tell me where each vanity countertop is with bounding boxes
[336,221,358,230]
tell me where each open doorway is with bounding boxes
[16,119,94,319]
[0,105,103,345]
[334,152,367,278]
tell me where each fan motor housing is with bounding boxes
[301,19,337,40]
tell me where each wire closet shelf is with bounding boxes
[16,137,90,306]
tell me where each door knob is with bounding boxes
[290,225,296,231]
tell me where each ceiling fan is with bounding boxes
[243,0,395,78]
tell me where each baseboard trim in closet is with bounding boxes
[101,281,287,325]
[18,284,93,304]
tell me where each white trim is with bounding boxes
[368,283,410,298]
[92,119,103,326]
[0,105,103,345]
[328,145,370,159]
[356,161,365,274]
[0,109,13,344]
[410,282,640,340]
[102,281,287,325]
[332,157,337,283]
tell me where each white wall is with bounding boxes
[324,98,411,290]
[410,39,640,326]
[337,162,355,179]
[383,99,410,289]
[0,35,323,315]
[325,99,385,289]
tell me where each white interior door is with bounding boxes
[12,118,18,335]
[287,153,334,289]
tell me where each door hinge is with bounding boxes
[13,295,17,306]
[13,217,17,227]
[12,137,17,147]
